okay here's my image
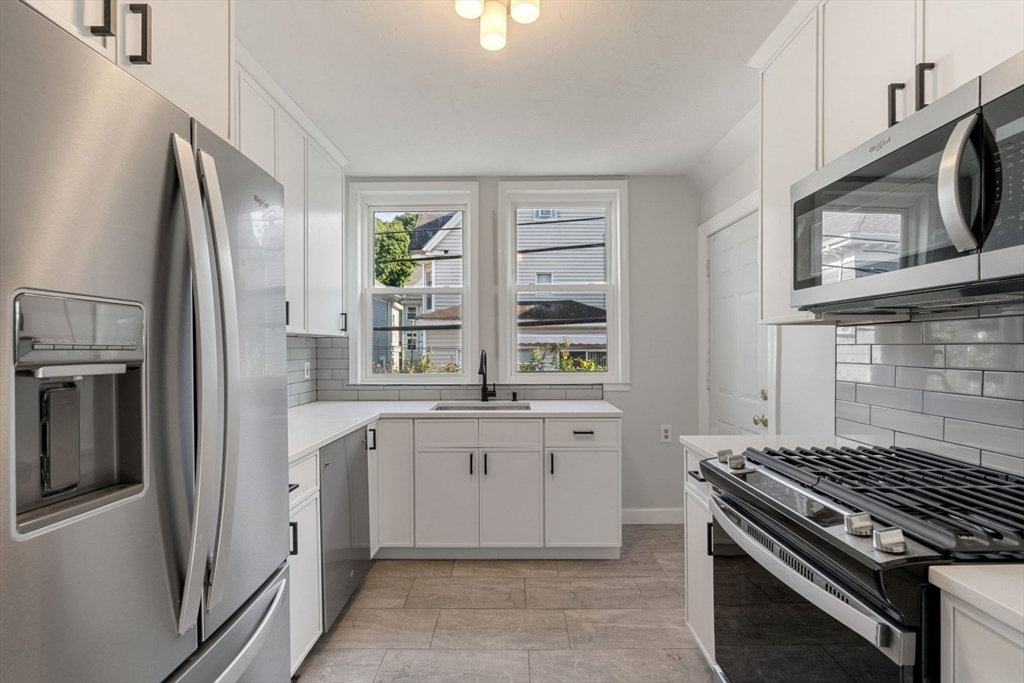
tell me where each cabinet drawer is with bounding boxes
[288,452,319,508]
[416,419,477,449]
[685,448,710,501]
[545,419,620,448]
[480,419,542,448]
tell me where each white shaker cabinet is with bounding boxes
[236,71,276,177]
[479,450,544,547]
[376,420,415,548]
[922,0,1024,103]
[414,450,479,548]
[116,0,230,140]
[545,450,620,547]
[287,452,323,675]
[684,487,715,665]
[23,0,116,58]
[305,141,345,336]
[821,0,916,163]
[759,10,818,324]
[277,114,307,333]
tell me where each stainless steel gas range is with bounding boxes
[699,445,1024,683]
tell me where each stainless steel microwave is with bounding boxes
[791,51,1023,315]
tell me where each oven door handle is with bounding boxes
[937,112,980,252]
[710,494,917,667]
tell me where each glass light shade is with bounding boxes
[480,0,507,51]
[454,0,484,20]
[510,0,539,24]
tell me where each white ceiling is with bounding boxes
[236,0,794,177]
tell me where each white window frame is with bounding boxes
[347,181,479,385]
[497,180,629,387]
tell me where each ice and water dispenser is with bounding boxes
[12,292,146,534]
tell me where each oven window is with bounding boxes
[794,112,982,291]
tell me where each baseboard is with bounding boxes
[622,507,685,524]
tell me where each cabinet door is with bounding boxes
[377,420,414,547]
[924,0,1024,101]
[24,0,116,59]
[479,451,543,547]
[237,70,276,177]
[306,141,345,336]
[822,0,915,163]
[684,489,715,663]
[545,450,620,547]
[760,12,818,324]
[287,493,322,674]
[117,0,230,140]
[415,451,479,548]
[278,114,307,333]
[367,422,380,558]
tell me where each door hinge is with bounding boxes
[706,259,710,277]
[706,374,711,390]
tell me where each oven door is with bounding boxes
[791,79,982,311]
[980,56,1023,280]
[709,494,916,683]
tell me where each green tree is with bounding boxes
[374,213,418,286]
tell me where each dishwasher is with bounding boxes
[320,427,375,629]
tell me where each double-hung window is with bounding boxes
[498,181,629,386]
[348,182,478,384]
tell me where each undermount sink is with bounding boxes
[431,401,532,411]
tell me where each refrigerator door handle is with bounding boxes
[171,134,223,635]
[214,576,288,683]
[197,149,242,612]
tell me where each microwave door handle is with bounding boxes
[937,113,980,252]
[171,134,222,635]
[197,149,241,612]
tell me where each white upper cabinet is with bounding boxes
[760,11,818,324]
[922,0,1024,102]
[277,114,307,333]
[237,73,276,176]
[305,142,345,336]
[116,0,230,140]
[822,0,916,163]
[24,0,117,58]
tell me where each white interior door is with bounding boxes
[709,213,774,435]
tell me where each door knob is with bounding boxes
[759,388,768,401]
[752,415,760,426]
[752,415,768,427]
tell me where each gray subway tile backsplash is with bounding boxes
[835,313,1023,469]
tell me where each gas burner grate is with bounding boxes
[744,445,1024,555]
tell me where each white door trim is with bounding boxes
[697,191,778,435]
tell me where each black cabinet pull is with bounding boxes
[706,522,714,557]
[887,83,905,127]
[368,428,377,450]
[339,313,347,332]
[687,470,706,483]
[90,0,116,36]
[916,62,935,111]
[289,521,299,556]
[469,452,474,476]
[128,4,152,65]
[288,483,299,493]
[484,452,488,475]
[285,301,290,326]
[550,452,555,475]
[573,430,595,436]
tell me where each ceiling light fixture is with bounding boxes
[455,0,539,51]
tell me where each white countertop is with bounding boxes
[288,400,622,463]
[679,434,842,460]
[930,565,1024,632]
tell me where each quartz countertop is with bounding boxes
[288,400,622,463]
[930,565,1024,632]
[678,434,842,460]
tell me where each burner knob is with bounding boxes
[843,513,874,537]
[873,527,907,554]
[727,453,746,470]
[717,449,733,463]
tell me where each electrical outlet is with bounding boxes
[660,425,672,443]
[303,361,311,380]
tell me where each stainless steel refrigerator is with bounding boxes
[0,2,291,681]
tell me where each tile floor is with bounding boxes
[295,524,712,683]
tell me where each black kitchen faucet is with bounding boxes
[478,349,497,402]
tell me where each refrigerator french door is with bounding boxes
[0,2,289,681]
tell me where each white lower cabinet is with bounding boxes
[939,590,1024,682]
[684,488,715,664]
[376,419,414,547]
[545,449,620,547]
[414,450,479,548]
[479,450,544,547]
[287,490,322,675]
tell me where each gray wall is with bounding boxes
[834,312,1024,475]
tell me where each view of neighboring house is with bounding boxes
[372,208,608,373]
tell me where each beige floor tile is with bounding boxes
[368,560,454,579]
[556,553,667,579]
[666,649,714,682]
[405,578,526,609]
[525,578,645,609]
[349,579,414,609]
[374,649,530,683]
[431,609,571,650]
[529,648,711,683]
[564,609,696,649]
[635,578,686,609]
[295,648,384,682]
[653,553,685,577]
[328,609,439,649]
[452,560,559,578]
